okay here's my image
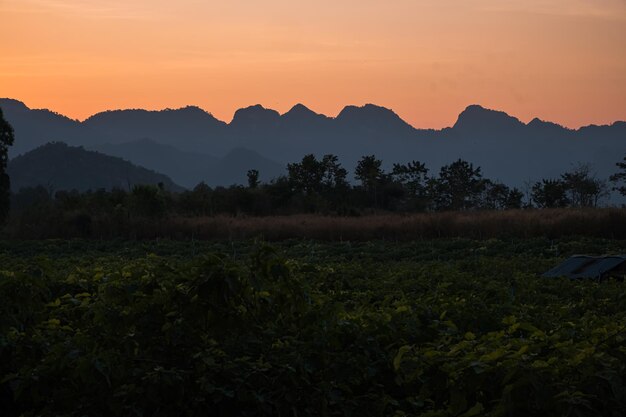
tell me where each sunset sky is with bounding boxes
[1,0,625,128]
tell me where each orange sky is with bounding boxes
[1,0,625,128]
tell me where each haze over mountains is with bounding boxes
[1,98,624,195]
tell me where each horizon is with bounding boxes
[1,0,625,129]
[4,97,626,130]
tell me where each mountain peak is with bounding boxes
[284,103,314,115]
[0,98,30,114]
[453,104,524,132]
[281,103,330,127]
[527,117,568,131]
[230,104,281,128]
[335,104,413,132]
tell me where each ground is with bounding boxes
[1,237,626,416]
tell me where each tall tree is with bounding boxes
[354,155,385,208]
[531,179,569,208]
[320,154,348,190]
[609,156,626,196]
[391,160,429,197]
[247,169,260,189]
[432,159,485,210]
[287,154,325,194]
[479,180,523,210]
[0,108,15,224]
[560,164,607,207]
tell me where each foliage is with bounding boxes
[1,239,626,416]
[610,156,626,196]
[247,169,260,189]
[532,179,569,208]
[0,108,15,224]
[6,154,620,225]
[560,164,607,207]
[431,159,485,211]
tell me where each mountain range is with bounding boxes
[1,98,625,197]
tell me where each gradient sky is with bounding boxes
[1,0,625,128]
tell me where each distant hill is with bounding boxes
[83,106,229,154]
[92,139,285,188]
[1,98,625,195]
[8,142,184,193]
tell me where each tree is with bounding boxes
[354,155,384,190]
[130,185,167,218]
[355,155,385,208]
[432,159,486,211]
[531,179,569,208]
[609,156,626,196]
[391,160,430,210]
[391,161,429,197]
[287,154,325,194]
[320,154,348,190]
[180,182,213,216]
[247,169,260,189]
[0,108,15,224]
[479,180,523,210]
[560,164,607,207]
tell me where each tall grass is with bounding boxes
[4,208,625,240]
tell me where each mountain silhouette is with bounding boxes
[83,106,228,153]
[336,104,415,134]
[230,104,282,130]
[8,142,183,193]
[1,98,624,196]
[452,105,525,136]
[281,104,331,129]
[92,139,284,188]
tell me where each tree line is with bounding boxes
[7,153,626,222]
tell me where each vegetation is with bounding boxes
[1,238,626,416]
[7,154,624,234]
[610,156,626,196]
[4,151,624,240]
[0,108,15,224]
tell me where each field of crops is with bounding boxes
[1,238,626,416]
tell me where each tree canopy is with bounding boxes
[0,108,15,223]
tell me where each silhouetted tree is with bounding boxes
[391,160,430,210]
[320,154,348,190]
[392,161,428,197]
[0,108,15,223]
[180,182,213,216]
[560,164,607,207]
[432,159,485,210]
[130,185,167,218]
[247,169,260,189]
[355,155,385,208]
[287,154,326,194]
[531,179,569,208]
[478,180,523,210]
[610,156,626,196]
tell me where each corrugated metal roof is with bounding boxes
[543,255,626,279]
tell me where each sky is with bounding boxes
[1,0,625,128]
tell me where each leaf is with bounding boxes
[480,348,506,362]
[46,298,61,307]
[393,345,412,371]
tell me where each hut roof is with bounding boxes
[542,255,626,279]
